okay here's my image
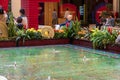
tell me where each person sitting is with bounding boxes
[109,15,115,27]
[105,15,115,27]
[60,14,73,28]
[16,17,23,30]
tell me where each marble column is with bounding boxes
[11,0,21,18]
[113,0,119,17]
[113,0,119,12]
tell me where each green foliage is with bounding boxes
[58,18,81,39]
[81,28,91,40]
[16,28,43,43]
[54,27,68,39]
[16,29,30,46]
[26,30,42,40]
[16,30,28,38]
[70,18,81,39]
[54,32,67,39]
[90,28,118,49]
[7,12,17,37]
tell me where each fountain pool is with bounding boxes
[0,45,120,80]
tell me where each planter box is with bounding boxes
[72,39,93,48]
[106,45,120,53]
[0,40,16,48]
[19,38,70,46]
[72,39,120,54]
[0,39,120,54]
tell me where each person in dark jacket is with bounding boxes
[16,17,23,30]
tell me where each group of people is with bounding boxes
[15,9,28,30]
[0,6,28,30]
[98,14,115,29]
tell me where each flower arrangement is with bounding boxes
[7,12,17,37]
[78,29,87,39]
[90,27,118,49]
[26,28,42,39]
[71,18,81,39]
[54,29,68,39]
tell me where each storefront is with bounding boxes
[21,0,60,29]
[1,0,120,29]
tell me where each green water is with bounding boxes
[0,45,120,80]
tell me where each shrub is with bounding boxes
[90,27,118,49]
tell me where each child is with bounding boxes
[16,17,23,30]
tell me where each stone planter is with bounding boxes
[106,44,120,53]
[19,38,70,46]
[72,39,93,48]
[0,39,120,54]
[0,40,16,48]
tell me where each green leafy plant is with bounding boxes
[7,12,17,37]
[16,30,30,46]
[90,28,118,49]
[70,18,81,39]
[54,28,68,39]
[83,28,91,40]
[26,28,42,39]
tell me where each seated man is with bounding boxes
[60,14,73,28]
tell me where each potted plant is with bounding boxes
[90,27,118,49]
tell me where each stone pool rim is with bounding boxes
[0,39,120,54]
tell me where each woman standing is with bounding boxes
[0,6,8,38]
[19,9,28,29]
[52,9,58,26]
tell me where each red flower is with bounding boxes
[54,29,59,32]
[66,22,70,28]
[107,27,112,34]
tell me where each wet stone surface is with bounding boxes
[0,45,120,80]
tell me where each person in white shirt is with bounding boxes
[64,8,70,19]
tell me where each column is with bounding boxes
[11,0,21,18]
[113,0,119,13]
[113,0,119,17]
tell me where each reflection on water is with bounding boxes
[0,45,120,80]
